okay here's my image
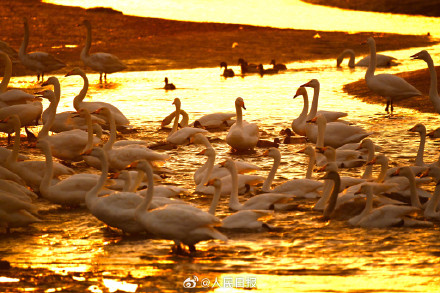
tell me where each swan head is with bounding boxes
[220,61,227,68]
[127,160,152,173]
[319,170,340,182]
[409,123,426,135]
[301,79,319,88]
[197,147,215,157]
[390,166,417,179]
[235,97,246,110]
[164,77,169,83]
[41,76,60,87]
[411,50,431,62]
[34,89,56,102]
[172,97,181,107]
[293,86,308,99]
[307,114,326,126]
[262,147,281,160]
[82,19,91,28]
[358,138,373,150]
[205,178,222,189]
[91,107,110,116]
[366,37,375,46]
[418,166,440,183]
[65,67,84,77]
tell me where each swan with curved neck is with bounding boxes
[226,97,259,151]
[19,17,65,82]
[261,147,323,198]
[411,50,440,114]
[81,20,126,83]
[336,48,397,68]
[419,166,440,220]
[65,67,130,128]
[134,160,227,254]
[301,79,348,122]
[291,87,309,136]
[0,51,12,93]
[365,37,421,114]
[409,123,429,167]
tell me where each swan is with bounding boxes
[315,145,366,169]
[270,59,287,71]
[237,58,258,74]
[365,37,421,114]
[220,62,234,77]
[0,40,19,65]
[226,97,259,151]
[166,98,208,145]
[427,127,440,138]
[419,166,440,220]
[83,107,169,171]
[0,166,27,186]
[191,112,236,130]
[164,77,176,90]
[207,178,273,230]
[257,64,278,76]
[291,86,311,136]
[411,50,440,114]
[1,115,74,192]
[64,67,130,129]
[223,159,295,211]
[336,48,397,68]
[0,179,37,202]
[0,196,41,233]
[301,79,348,122]
[19,18,66,82]
[407,123,440,167]
[261,147,324,198]
[81,20,126,83]
[161,109,189,129]
[134,160,227,254]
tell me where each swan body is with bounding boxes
[220,62,234,77]
[164,77,176,90]
[0,207,41,232]
[19,18,66,81]
[238,58,259,74]
[411,50,440,114]
[0,179,38,202]
[365,37,421,114]
[270,59,287,71]
[226,97,259,151]
[65,67,130,128]
[134,160,227,253]
[81,20,126,83]
[419,167,440,220]
[336,49,397,68]
[258,64,278,76]
[191,112,236,129]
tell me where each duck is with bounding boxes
[206,178,274,230]
[19,17,66,82]
[164,77,176,90]
[81,20,126,83]
[280,128,307,144]
[336,48,397,68]
[270,59,287,71]
[220,62,234,77]
[257,64,278,76]
[365,37,421,114]
[226,97,259,151]
[64,67,131,129]
[237,58,259,74]
[411,50,440,114]
[260,147,324,198]
[134,160,227,254]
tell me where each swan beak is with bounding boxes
[410,52,421,60]
[408,125,418,132]
[262,149,270,157]
[296,147,306,153]
[300,81,311,87]
[390,168,401,177]
[81,149,93,156]
[240,101,246,110]
[315,164,328,173]
[366,157,377,166]
[306,117,318,124]
[219,160,227,167]
[315,146,327,153]
[197,149,207,155]
[417,168,430,178]
[427,130,435,137]
[91,108,103,115]
[109,172,120,179]
[126,161,139,169]
[205,178,216,186]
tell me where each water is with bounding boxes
[3,1,440,292]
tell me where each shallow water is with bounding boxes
[2,40,440,292]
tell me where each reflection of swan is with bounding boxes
[365,37,421,114]
[411,50,440,114]
[166,98,208,144]
[81,20,126,83]
[301,79,348,122]
[336,48,397,68]
[220,62,234,77]
[223,159,295,211]
[207,178,273,230]
[19,18,66,82]
[164,77,176,90]
[261,148,323,198]
[65,67,130,129]
[134,160,227,254]
[226,97,259,151]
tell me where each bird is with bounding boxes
[81,19,127,83]
[336,48,397,68]
[411,50,440,114]
[226,97,259,151]
[237,58,259,74]
[220,62,234,77]
[19,17,66,82]
[270,59,287,71]
[257,64,278,76]
[365,37,422,114]
[164,77,176,90]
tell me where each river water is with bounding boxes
[2,1,440,293]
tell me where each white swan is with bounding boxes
[166,98,208,145]
[161,109,189,129]
[419,167,440,220]
[81,20,126,83]
[19,18,66,82]
[291,87,309,136]
[223,159,295,211]
[207,178,273,230]
[191,112,235,129]
[408,123,440,167]
[336,48,397,68]
[411,50,440,114]
[134,160,227,254]
[0,193,41,233]
[226,97,259,151]
[307,114,372,149]
[301,79,348,122]
[261,147,324,198]
[2,115,74,192]
[65,67,130,129]
[365,37,421,114]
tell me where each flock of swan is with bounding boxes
[1,28,440,255]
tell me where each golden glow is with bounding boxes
[102,279,138,293]
[0,276,20,282]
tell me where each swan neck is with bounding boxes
[170,102,181,135]
[415,130,426,166]
[365,40,377,80]
[131,170,145,193]
[358,187,374,220]
[0,53,12,93]
[6,119,22,166]
[39,143,54,197]
[305,151,316,179]
[19,20,29,58]
[316,118,326,149]
[425,182,440,215]
[261,153,281,192]
[407,173,423,208]
[103,110,117,151]
[425,56,440,111]
[180,110,189,127]
[82,111,95,153]
[227,162,243,210]
[361,143,375,179]
[199,150,216,186]
[376,160,388,182]
[323,173,341,220]
[86,151,109,209]
[38,95,60,140]
[73,72,89,110]
[81,23,92,59]
[235,103,243,127]
[208,184,221,215]
[306,84,320,121]
[136,162,155,214]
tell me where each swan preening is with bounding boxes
[336,48,397,68]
